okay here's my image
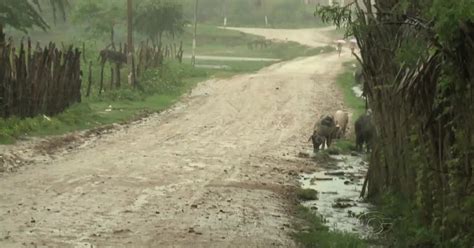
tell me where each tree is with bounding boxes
[71,0,124,49]
[0,0,69,43]
[44,0,69,24]
[0,0,48,35]
[134,0,186,46]
[316,1,474,246]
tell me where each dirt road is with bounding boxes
[0,27,353,247]
[223,26,337,47]
[182,55,281,62]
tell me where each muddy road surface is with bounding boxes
[0,27,353,247]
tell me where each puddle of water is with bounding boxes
[352,85,364,98]
[299,155,375,238]
[195,64,231,70]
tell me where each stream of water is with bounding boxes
[299,155,376,238]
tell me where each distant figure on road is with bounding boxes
[349,38,357,54]
[337,43,343,57]
[335,39,345,57]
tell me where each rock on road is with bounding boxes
[0,27,353,247]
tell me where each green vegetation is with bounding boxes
[336,61,365,119]
[198,59,272,71]
[296,189,318,201]
[331,140,356,154]
[292,205,368,248]
[71,0,124,46]
[373,193,442,247]
[0,0,68,33]
[317,0,474,246]
[179,25,335,59]
[134,0,186,45]
[182,0,325,28]
[322,60,365,155]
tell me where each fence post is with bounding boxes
[82,42,87,63]
[99,63,105,96]
[116,63,121,88]
[110,66,115,90]
[86,61,93,97]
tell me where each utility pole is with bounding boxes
[191,0,198,66]
[262,0,268,27]
[223,0,227,27]
[0,24,5,46]
[127,0,135,86]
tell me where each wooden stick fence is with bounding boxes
[0,38,82,118]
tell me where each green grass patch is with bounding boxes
[292,205,368,248]
[181,0,327,29]
[332,140,357,154]
[336,61,365,119]
[296,189,319,201]
[180,25,335,59]
[328,61,366,153]
[371,192,474,247]
[191,59,274,74]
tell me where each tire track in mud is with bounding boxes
[0,27,354,247]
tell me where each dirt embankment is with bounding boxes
[0,27,354,247]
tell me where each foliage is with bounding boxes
[71,0,124,43]
[292,205,368,248]
[296,189,318,201]
[316,0,474,246]
[314,2,353,36]
[336,61,366,118]
[181,0,324,28]
[134,0,186,45]
[43,0,69,24]
[0,0,48,32]
[0,0,69,33]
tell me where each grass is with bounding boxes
[179,25,335,59]
[181,0,327,29]
[296,189,319,201]
[292,205,368,248]
[191,59,274,74]
[337,61,365,119]
[331,140,357,154]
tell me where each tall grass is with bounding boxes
[292,206,368,248]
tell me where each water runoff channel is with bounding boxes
[299,154,378,238]
[299,69,385,240]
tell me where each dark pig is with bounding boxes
[355,112,375,153]
[309,115,339,152]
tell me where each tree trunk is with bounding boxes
[110,66,114,90]
[127,0,135,86]
[82,42,87,62]
[110,26,116,51]
[0,24,5,45]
